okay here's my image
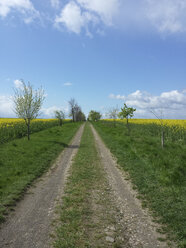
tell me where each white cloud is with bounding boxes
[1,0,186,35]
[0,0,39,23]
[14,79,23,89]
[76,0,119,25]
[0,97,69,118]
[41,106,60,118]
[55,1,87,34]
[41,105,69,118]
[109,89,186,119]
[146,0,186,33]
[109,93,125,100]
[54,0,118,35]
[51,0,60,9]
[54,0,186,35]
[0,95,15,117]
[63,82,72,86]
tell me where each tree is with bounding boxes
[55,110,65,126]
[118,103,136,132]
[107,106,119,127]
[13,81,45,140]
[75,107,86,121]
[150,109,165,148]
[68,98,76,122]
[74,103,81,122]
[68,98,86,122]
[88,110,102,121]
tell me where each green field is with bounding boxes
[0,122,81,223]
[93,121,186,247]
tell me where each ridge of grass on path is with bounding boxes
[54,123,125,248]
[0,122,81,223]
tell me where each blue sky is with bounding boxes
[0,0,186,119]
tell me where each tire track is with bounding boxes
[91,124,171,248]
[0,124,85,248]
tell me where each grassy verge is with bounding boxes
[0,122,81,223]
[92,121,186,248]
[54,123,126,248]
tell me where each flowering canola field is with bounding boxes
[0,118,57,126]
[0,118,67,144]
[102,119,186,143]
[104,119,186,129]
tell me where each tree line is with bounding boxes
[88,104,136,129]
[13,81,86,140]
[13,80,137,141]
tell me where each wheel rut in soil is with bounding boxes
[0,124,85,248]
[91,124,171,248]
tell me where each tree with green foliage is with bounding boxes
[88,110,101,121]
[68,98,86,122]
[13,80,45,140]
[55,110,65,126]
[118,103,136,132]
[76,109,86,121]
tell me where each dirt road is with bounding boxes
[91,124,169,248]
[0,124,84,248]
[0,123,173,248]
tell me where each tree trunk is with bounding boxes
[161,129,165,148]
[126,118,130,134]
[27,122,30,141]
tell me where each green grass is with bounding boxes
[93,121,186,248]
[0,122,81,223]
[54,123,123,248]
[54,123,100,248]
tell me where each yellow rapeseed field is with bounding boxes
[0,118,57,127]
[0,118,70,144]
[103,119,186,130]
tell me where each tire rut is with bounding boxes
[0,124,85,248]
[91,124,172,248]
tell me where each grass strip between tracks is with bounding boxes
[0,122,81,223]
[54,123,125,248]
[54,123,99,248]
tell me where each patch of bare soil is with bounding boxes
[91,124,174,248]
[0,124,84,248]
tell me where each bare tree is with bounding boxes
[107,106,119,127]
[68,98,76,122]
[150,109,165,148]
[13,80,45,140]
[74,103,80,122]
[55,110,65,126]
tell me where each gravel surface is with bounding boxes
[0,124,84,248]
[91,124,172,248]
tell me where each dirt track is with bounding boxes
[0,124,84,248]
[0,123,173,248]
[91,124,170,248]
